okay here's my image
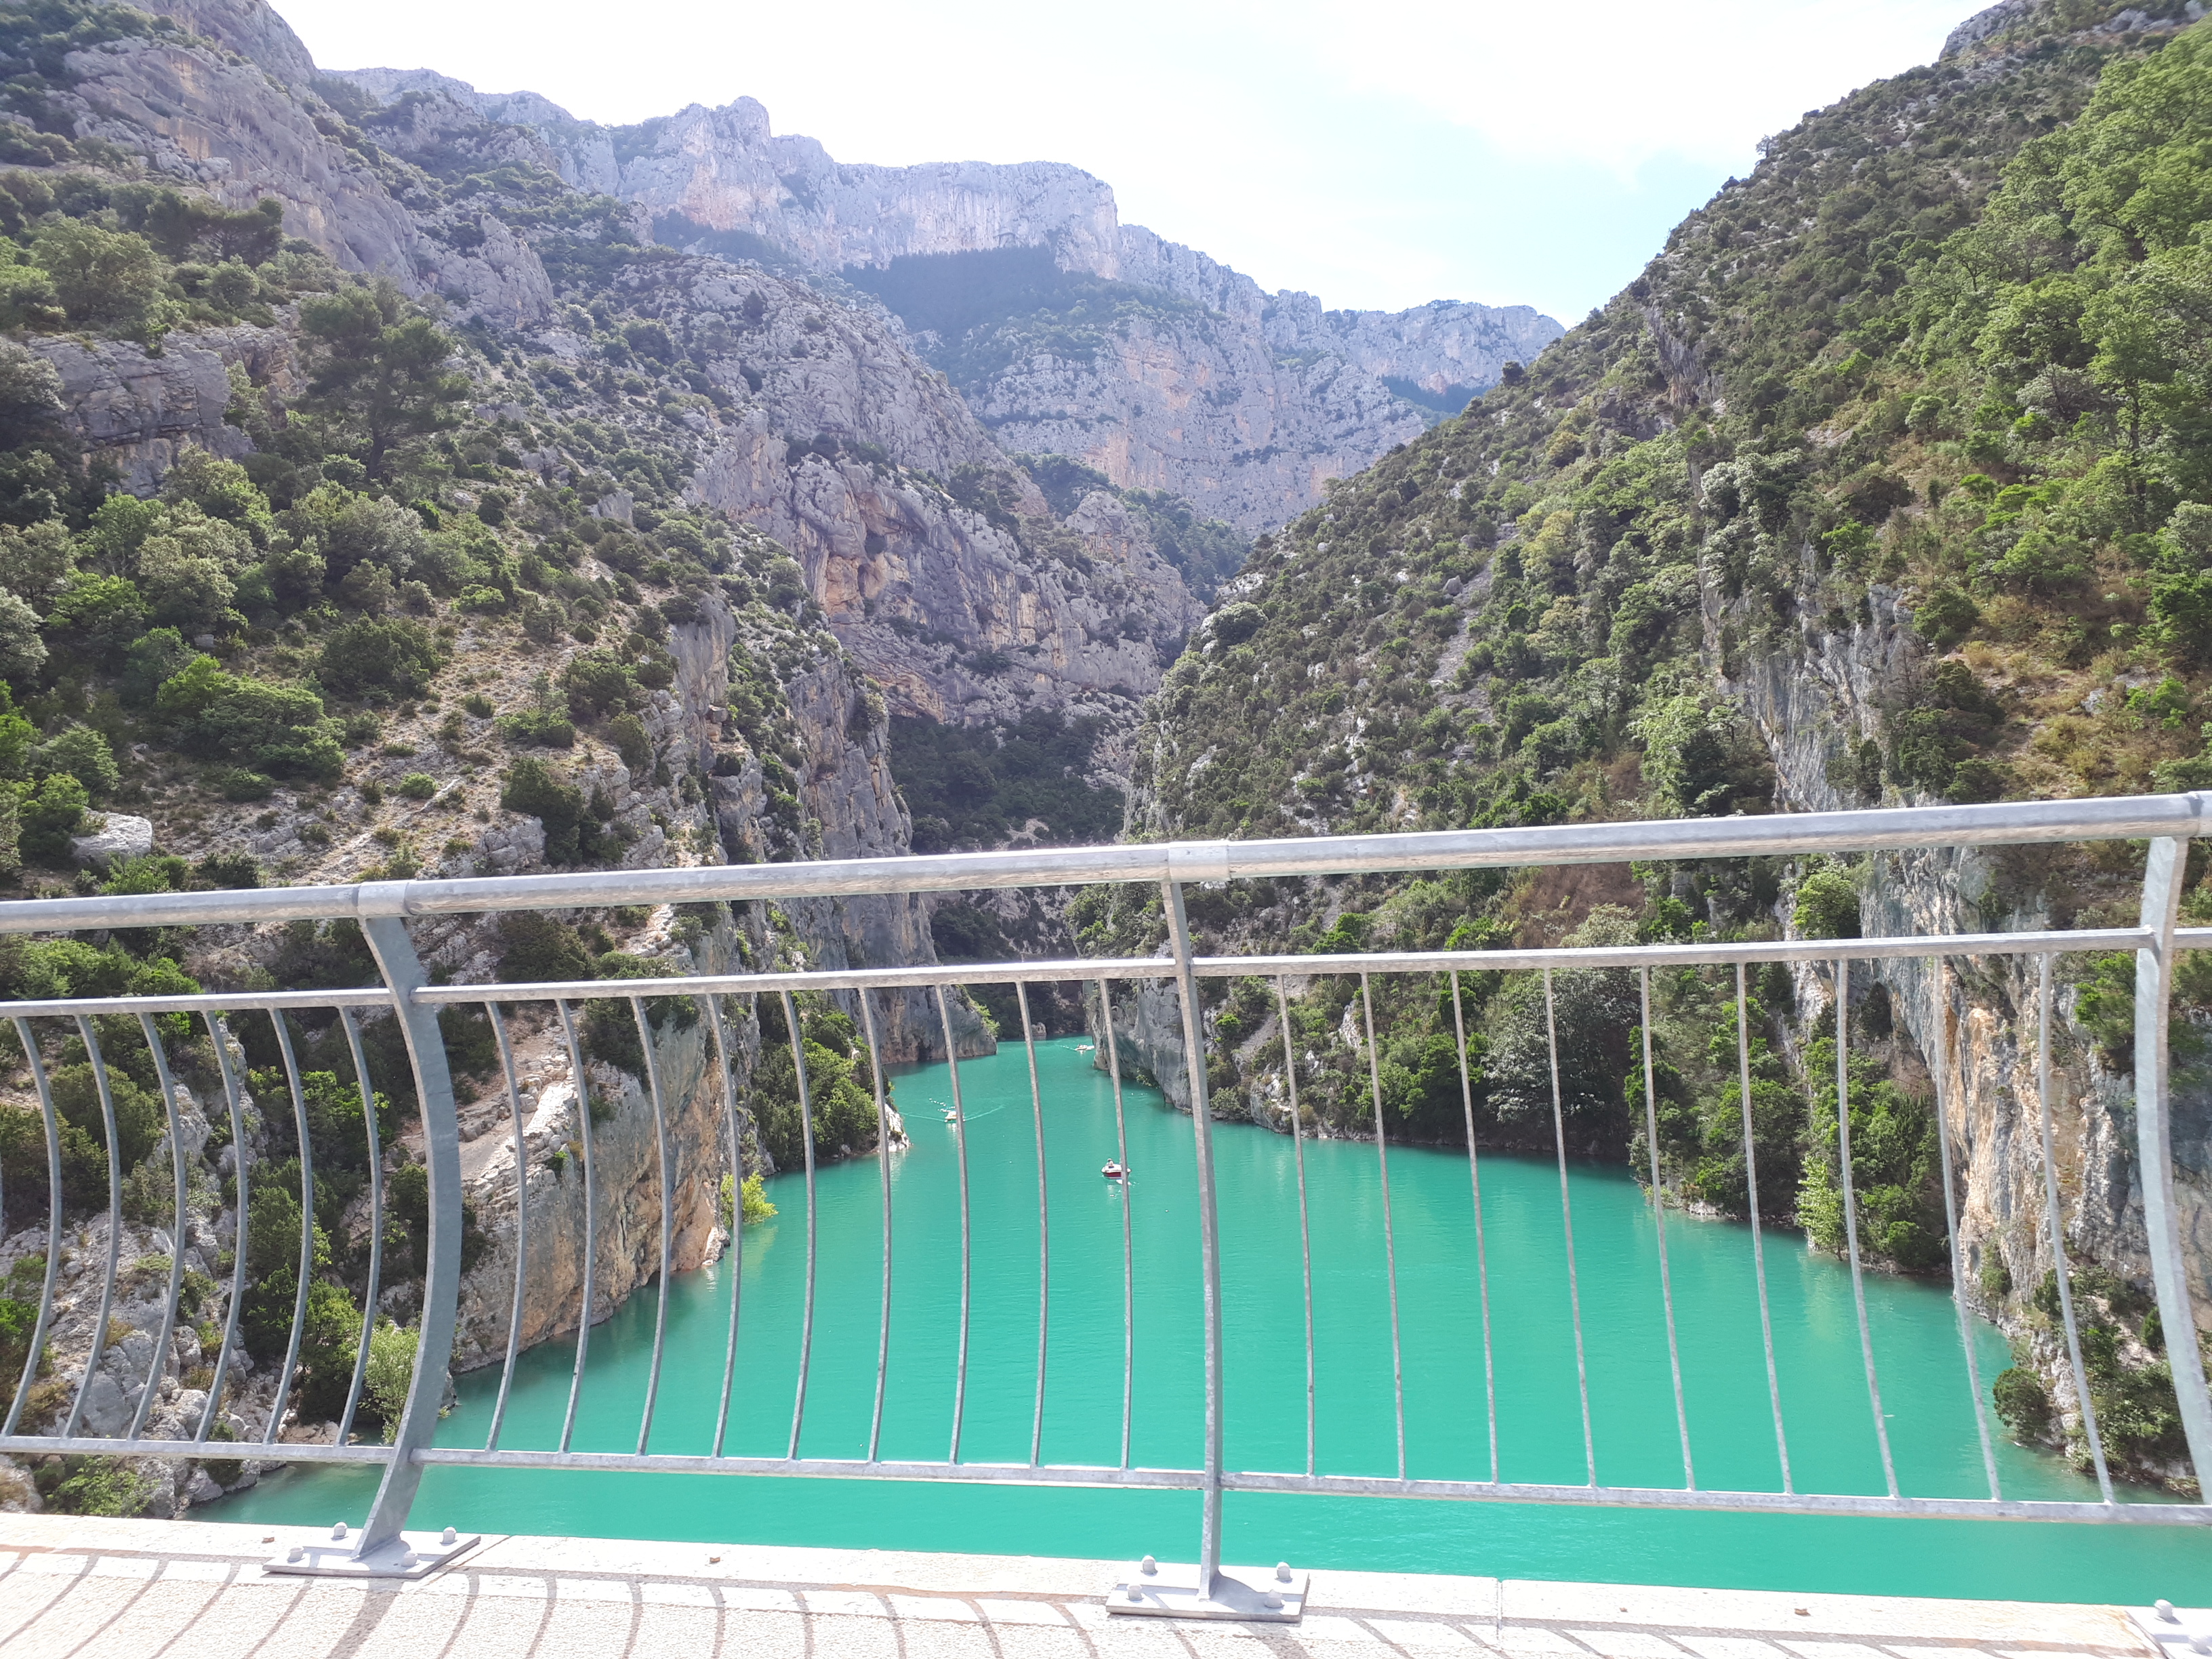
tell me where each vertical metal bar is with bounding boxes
[484,1004,527,1452]
[1275,979,1317,1479]
[1833,956,1900,1498]
[632,995,676,1456]
[127,1013,190,1442]
[1542,970,1596,1486]
[2036,954,2115,1502]
[1638,968,1694,1490]
[1735,964,1793,1494]
[781,988,817,1461]
[1359,974,1408,1482]
[335,1010,384,1449]
[354,913,464,1557]
[935,985,972,1463]
[709,995,744,1459]
[260,1011,317,1445]
[556,997,596,1456]
[2132,836,2212,1484]
[1098,981,1134,1471]
[60,1015,123,1440]
[1929,964,2001,1501]
[1448,974,1497,1486]
[1162,879,1225,1593]
[1017,983,1050,1466]
[859,989,893,1462]
[194,1014,250,1445]
[3,1019,62,1439]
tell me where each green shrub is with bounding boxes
[1793,869,1861,940]
[194,851,262,889]
[495,912,592,983]
[1993,1366,2053,1440]
[45,573,147,660]
[49,1062,162,1172]
[216,766,273,800]
[33,724,116,798]
[719,1170,776,1228]
[497,707,575,747]
[499,756,595,864]
[155,657,343,779]
[45,1455,155,1516]
[560,650,634,720]
[579,952,697,1078]
[605,712,653,773]
[119,628,203,707]
[317,615,443,701]
[362,1319,418,1441]
[752,996,880,1166]
[17,771,87,864]
[396,772,437,801]
[32,220,165,332]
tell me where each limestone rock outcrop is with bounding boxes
[33,328,274,493]
[575,255,1204,747]
[59,9,554,325]
[321,70,1563,532]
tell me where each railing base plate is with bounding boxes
[2135,1605,2212,1653]
[1106,1562,1307,1620]
[265,1530,483,1580]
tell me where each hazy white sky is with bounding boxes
[269,0,1978,321]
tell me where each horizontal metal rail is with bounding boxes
[3,930,2201,1025]
[1,792,2205,935]
[2,792,2209,1574]
[0,1430,2192,1527]
[0,1437,392,1463]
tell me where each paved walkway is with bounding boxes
[0,1513,2156,1659]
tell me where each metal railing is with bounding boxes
[3,792,2212,1585]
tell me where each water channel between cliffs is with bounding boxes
[210,1036,2210,1603]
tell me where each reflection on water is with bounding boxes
[211,1036,2211,1603]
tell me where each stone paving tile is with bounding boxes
[1356,1614,1488,1647]
[1496,1627,1605,1655]
[1671,1637,1795,1659]
[0,1517,2165,1659]
[1565,1629,1696,1658]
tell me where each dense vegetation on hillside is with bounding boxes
[1112,1,2212,1483]
[0,0,915,1489]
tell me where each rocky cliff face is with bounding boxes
[321,69,1562,533]
[54,25,551,325]
[32,327,268,493]
[66,0,1210,755]
[447,917,742,1371]
[1727,602,2209,1483]
[500,249,1206,753]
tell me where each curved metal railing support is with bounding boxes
[2133,836,2212,1483]
[352,912,463,1561]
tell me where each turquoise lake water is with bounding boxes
[210,1034,2212,1602]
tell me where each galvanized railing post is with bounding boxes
[2134,836,2212,1485]
[354,907,465,1563]
[1164,879,1226,1595]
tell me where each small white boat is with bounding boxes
[1102,1161,1126,1179]
[943,1109,960,1124]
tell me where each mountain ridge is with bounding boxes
[321,64,1563,532]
